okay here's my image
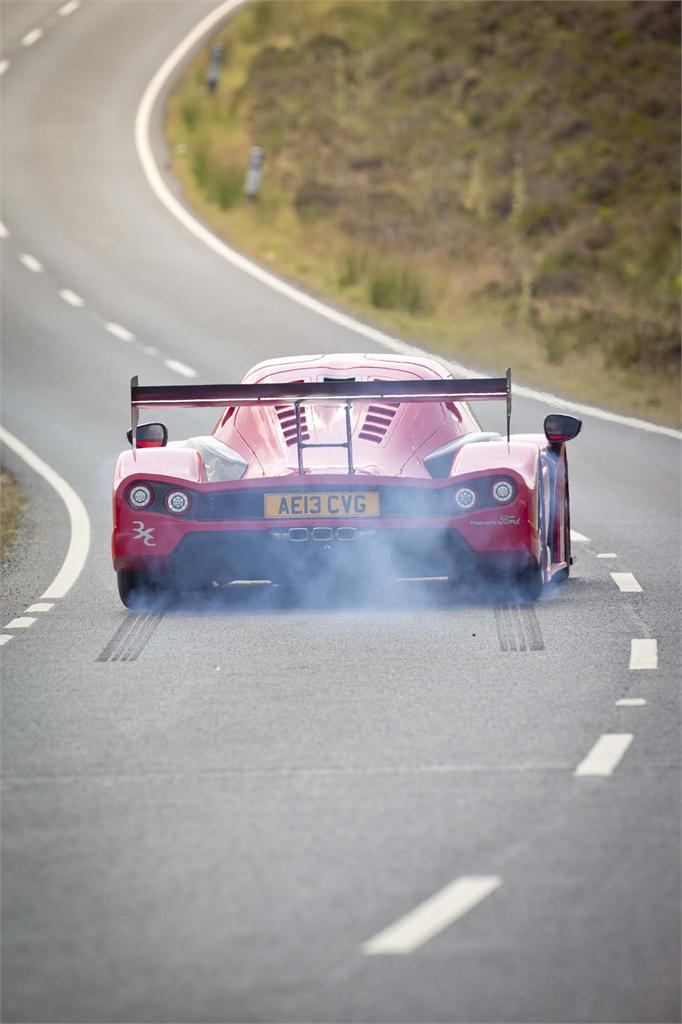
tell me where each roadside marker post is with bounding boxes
[206,44,224,94]
[245,146,265,199]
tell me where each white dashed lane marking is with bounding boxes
[611,572,643,593]
[19,253,43,273]
[165,358,198,378]
[574,734,633,777]
[21,28,44,47]
[597,552,618,559]
[104,322,135,342]
[0,635,13,646]
[0,59,10,78]
[26,603,54,613]
[0,220,8,238]
[58,0,81,14]
[616,698,646,707]
[5,617,37,629]
[59,289,85,307]
[629,638,658,670]
[362,875,502,955]
[570,529,589,543]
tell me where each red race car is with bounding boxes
[112,353,581,606]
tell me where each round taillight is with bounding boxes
[454,486,477,510]
[490,478,516,504]
[164,489,191,516]
[127,483,153,510]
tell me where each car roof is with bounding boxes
[241,352,453,382]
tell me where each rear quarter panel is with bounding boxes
[114,448,203,488]
[452,438,543,487]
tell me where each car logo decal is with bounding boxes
[470,515,521,527]
[132,520,156,547]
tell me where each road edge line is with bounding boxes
[134,2,681,442]
[0,426,91,599]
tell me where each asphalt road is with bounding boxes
[1,3,680,1022]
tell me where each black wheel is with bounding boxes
[514,464,548,601]
[117,569,164,608]
[553,493,571,583]
[515,562,543,601]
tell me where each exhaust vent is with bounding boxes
[358,402,399,443]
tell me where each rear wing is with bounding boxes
[130,368,512,468]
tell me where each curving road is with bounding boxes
[1,3,680,1022]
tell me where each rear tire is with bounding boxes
[117,569,163,608]
[514,464,547,601]
[553,491,571,583]
[515,562,543,601]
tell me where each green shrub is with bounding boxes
[368,265,431,315]
[517,203,569,237]
[182,100,201,133]
[191,145,243,210]
[545,328,571,365]
[207,165,244,210]
[191,146,210,189]
[338,250,366,287]
[294,182,340,223]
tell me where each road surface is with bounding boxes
[1,3,680,1021]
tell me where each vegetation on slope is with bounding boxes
[0,469,26,566]
[166,0,680,423]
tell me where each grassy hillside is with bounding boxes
[166,0,680,424]
[0,469,25,566]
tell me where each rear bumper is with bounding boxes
[113,524,536,583]
[113,473,539,581]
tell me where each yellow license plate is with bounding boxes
[264,491,380,518]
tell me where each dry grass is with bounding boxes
[0,469,26,566]
[166,0,681,425]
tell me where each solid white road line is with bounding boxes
[570,529,590,543]
[26,603,54,613]
[597,552,618,559]
[611,572,643,594]
[19,253,43,273]
[0,427,90,600]
[629,638,658,670]
[21,28,44,47]
[362,875,502,955]
[135,4,682,442]
[616,698,646,707]
[0,220,8,238]
[574,734,633,777]
[5,617,37,629]
[0,59,10,78]
[0,635,13,646]
[59,289,84,307]
[104,321,134,342]
[58,0,81,15]
[165,358,197,378]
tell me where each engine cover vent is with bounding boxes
[275,382,309,446]
[358,402,399,443]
